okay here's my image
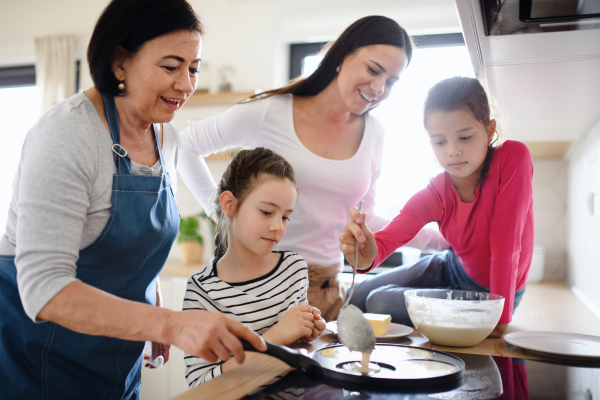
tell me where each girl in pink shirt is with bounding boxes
[340,76,534,338]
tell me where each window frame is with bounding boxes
[288,33,466,81]
[0,60,81,92]
[0,65,36,88]
[289,42,328,80]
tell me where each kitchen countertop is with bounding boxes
[171,281,600,400]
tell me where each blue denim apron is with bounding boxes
[0,94,179,399]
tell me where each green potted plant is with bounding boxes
[178,215,204,264]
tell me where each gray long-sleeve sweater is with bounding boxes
[0,92,180,321]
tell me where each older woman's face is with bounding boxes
[336,44,408,115]
[115,30,202,124]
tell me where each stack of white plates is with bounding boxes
[504,331,600,359]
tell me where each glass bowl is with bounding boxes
[405,289,504,347]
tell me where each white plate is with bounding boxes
[325,321,413,341]
[504,331,600,359]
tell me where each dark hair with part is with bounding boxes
[214,147,297,259]
[423,76,500,189]
[88,0,203,96]
[245,15,412,102]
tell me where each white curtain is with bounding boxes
[35,35,75,111]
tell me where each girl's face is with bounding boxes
[426,109,496,185]
[114,30,202,124]
[229,177,298,257]
[336,44,408,115]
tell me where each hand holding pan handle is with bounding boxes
[239,339,321,372]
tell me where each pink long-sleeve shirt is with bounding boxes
[365,140,534,323]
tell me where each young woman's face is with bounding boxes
[336,44,408,115]
[114,30,202,124]
[426,109,495,184]
[229,177,298,257]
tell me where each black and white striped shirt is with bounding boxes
[183,251,308,387]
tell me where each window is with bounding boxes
[289,34,474,220]
[289,42,328,80]
[0,66,41,234]
[0,65,36,88]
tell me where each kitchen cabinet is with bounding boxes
[141,274,191,400]
[182,91,254,108]
[455,0,600,145]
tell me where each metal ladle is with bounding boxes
[336,200,376,354]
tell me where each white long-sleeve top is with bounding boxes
[179,94,389,266]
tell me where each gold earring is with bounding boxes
[118,82,125,90]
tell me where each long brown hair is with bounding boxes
[213,147,297,259]
[244,15,412,102]
[423,76,500,189]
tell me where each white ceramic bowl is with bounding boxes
[405,289,504,347]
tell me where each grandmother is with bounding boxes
[0,0,264,397]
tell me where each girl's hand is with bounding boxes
[487,322,508,338]
[339,207,377,270]
[300,307,326,343]
[311,307,326,331]
[263,305,315,345]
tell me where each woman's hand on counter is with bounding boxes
[144,342,170,368]
[168,310,266,364]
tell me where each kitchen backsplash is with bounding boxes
[566,115,600,318]
[532,158,568,281]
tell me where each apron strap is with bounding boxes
[102,94,132,175]
[152,123,167,174]
[102,94,168,175]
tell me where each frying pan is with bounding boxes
[241,340,465,392]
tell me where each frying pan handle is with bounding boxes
[239,339,320,371]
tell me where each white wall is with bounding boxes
[0,0,461,92]
[566,112,600,318]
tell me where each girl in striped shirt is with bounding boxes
[183,147,325,387]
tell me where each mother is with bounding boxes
[0,0,264,397]
[179,16,413,322]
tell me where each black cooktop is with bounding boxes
[245,351,599,399]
